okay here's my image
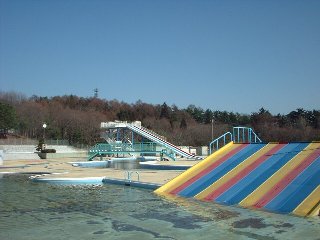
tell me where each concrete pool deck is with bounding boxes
[0,157,201,186]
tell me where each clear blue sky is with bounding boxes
[1,0,319,114]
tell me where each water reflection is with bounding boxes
[108,160,140,170]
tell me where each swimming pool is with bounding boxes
[0,174,319,240]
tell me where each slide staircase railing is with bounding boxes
[140,126,167,141]
[127,124,194,159]
[209,127,262,154]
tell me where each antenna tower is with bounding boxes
[94,88,98,98]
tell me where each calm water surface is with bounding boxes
[0,174,319,240]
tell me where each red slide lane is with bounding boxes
[169,144,248,195]
[253,148,320,208]
[203,144,286,201]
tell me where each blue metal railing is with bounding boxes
[88,142,159,160]
[232,127,262,143]
[209,132,232,154]
[161,149,176,161]
[124,171,140,182]
[209,127,262,154]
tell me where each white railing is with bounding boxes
[127,125,194,158]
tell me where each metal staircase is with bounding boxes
[127,124,195,159]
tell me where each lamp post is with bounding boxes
[42,123,47,142]
[211,119,214,140]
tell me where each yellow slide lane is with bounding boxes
[195,143,276,200]
[154,142,235,194]
[240,142,320,208]
[293,186,320,217]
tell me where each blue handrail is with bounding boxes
[209,127,262,154]
[232,127,262,143]
[209,132,232,154]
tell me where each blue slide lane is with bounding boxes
[264,157,320,213]
[215,143,309,205]
[178,144,266,197]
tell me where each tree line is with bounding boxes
[0,91,319,146]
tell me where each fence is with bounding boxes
[0,138,37,145]
[0,139,91,150]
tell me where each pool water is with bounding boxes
[109,160,141,169]
[0,174,319,240]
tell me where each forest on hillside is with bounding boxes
[0,91,319,146]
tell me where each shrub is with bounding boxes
[36,139,44,152]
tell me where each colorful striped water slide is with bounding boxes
[168,143,255,196]
[155,140,320,216]
[177,143,265,197]
[265,157,320,214]
[293,185,320,217]
[215,143,309,205]
[194,143,284,201]
[154,142,237,194]
[240,142,320,212]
